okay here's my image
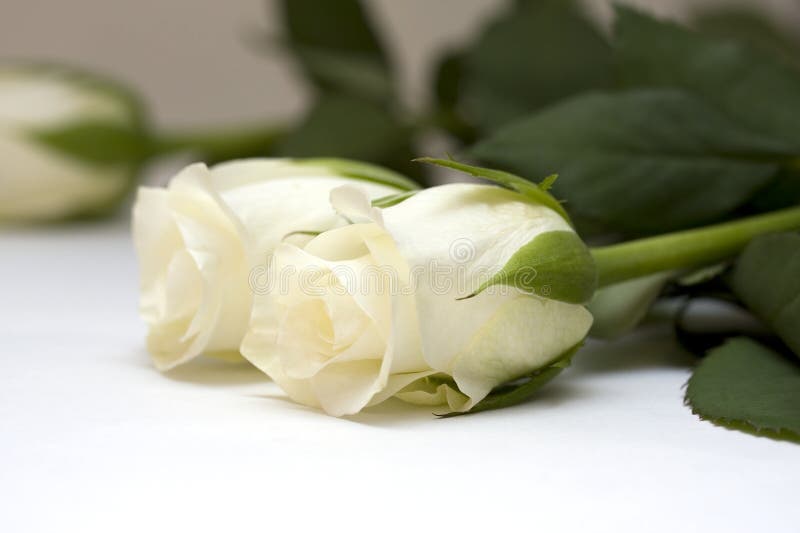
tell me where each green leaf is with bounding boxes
[31,120,150,166]
[279,0,392,102]
[433,51,464,113]
[746,163,800,213]
[414,157,571,222]
[685,337,800,443]
[689,6,800,65]
[615,6,800,150]
[440,343,581,417]
[588,271,672,338]
[430,51,476,143]
[731,232,800,357]
[465,230,597,305]
[276,94,418,180]
[470,89,793,235]
[459,0,613,131]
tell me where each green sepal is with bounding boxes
[439,342,583,418]
[295,157,419,192]
[30,120,150,166]
[461,230,597,305]
[282,230,322,241]
[371,190,417,208]
[538,173,558,192]
[414,157,572,223]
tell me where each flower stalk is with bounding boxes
[591,205,800,287]
[151,124,285,163]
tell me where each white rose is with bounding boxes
[0,64,146,221]
[241,182,596,416]
[132,158,412,370]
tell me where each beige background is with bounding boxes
[1,0,799,128]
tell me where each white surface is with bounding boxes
[1,221,797,533]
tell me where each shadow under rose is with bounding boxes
[248,382,591,428]
[161,356,267,387]
[144,324,695,422]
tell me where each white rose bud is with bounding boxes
[242,176,596,416]
[0,64,147,221]
[133,158,413,370]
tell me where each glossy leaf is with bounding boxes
[689,6,800,65]
[731,232,800,357]
[471,89,793,235]
[615,6,800,150]
[460,0,613,131]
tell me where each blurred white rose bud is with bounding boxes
[0,64,149,222]
[132,158,413,370]
[241,175,597,416]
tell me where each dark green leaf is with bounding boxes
[430,51,476,143]
[689,6,800,66]
[615,6,800,150]
[686,337,800,443]
[746,163,800,213]
[279,0,392,102]
[460,0,613,131]
[433,51,463,112]
[731,232,800,356]
[470,89,793,235]
[276,94,418,179]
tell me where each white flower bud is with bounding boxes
[0,64,146,221]
[242,183,595,416]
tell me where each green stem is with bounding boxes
[591,206,800,287]
[151,123,285,163]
